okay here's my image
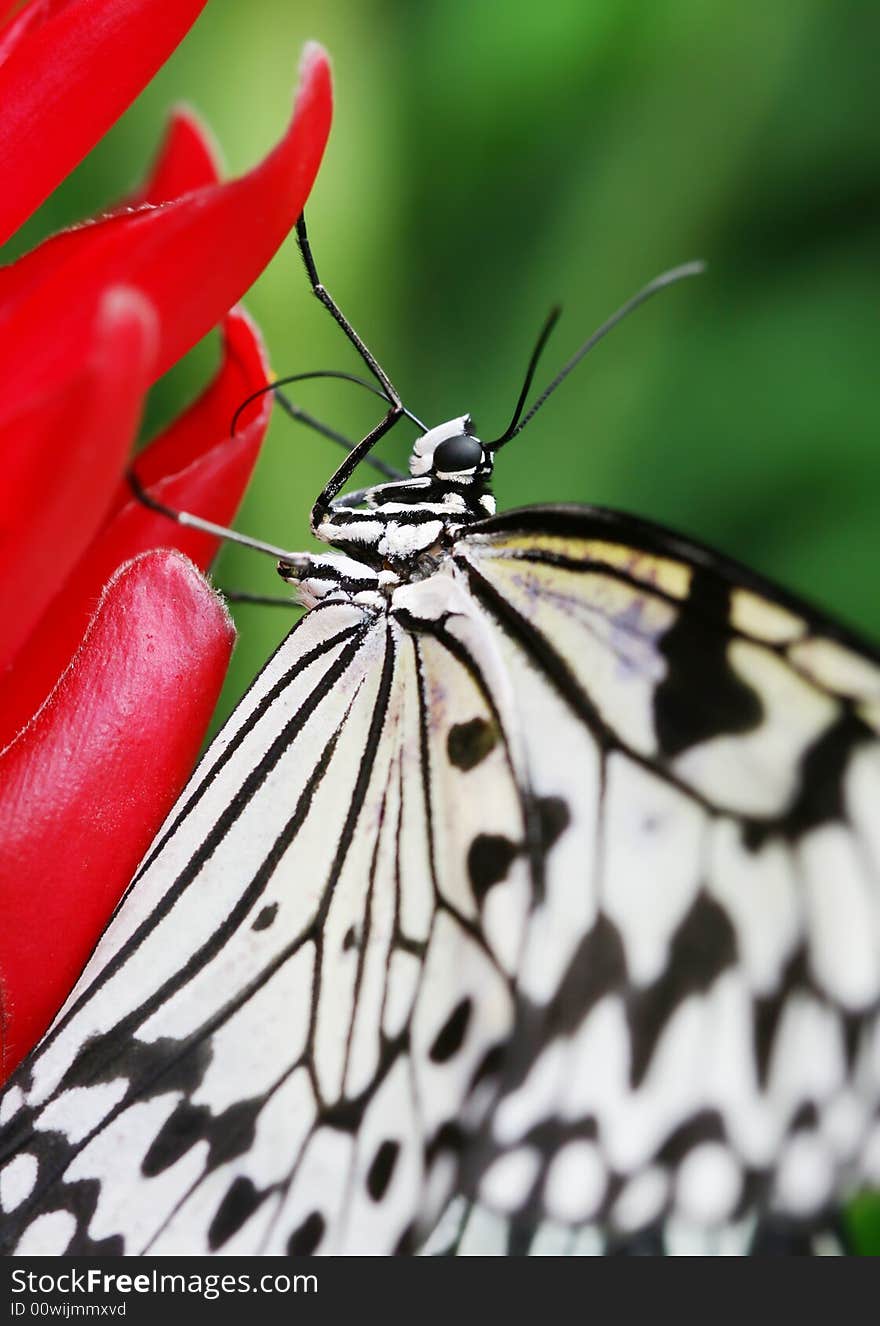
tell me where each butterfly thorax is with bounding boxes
[280,415,495,609]
[310,414,495,571]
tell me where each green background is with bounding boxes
[8,0,880,1252]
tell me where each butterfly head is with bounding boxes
[409,415,493,485]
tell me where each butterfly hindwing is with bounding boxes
[451,505,880,1233]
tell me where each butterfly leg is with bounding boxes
[272,389,405,482]
[127,469,311,570]
[218,589,298,609]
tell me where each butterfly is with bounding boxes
[0,215,878,1257]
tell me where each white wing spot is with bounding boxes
[774,1133,834,1218]
[479,1148,541,1214]
[0,1153,38,1212]
[800,825,880,1009]
[16,1209,77,1255]
[0,1086,23,1125]
[543,1140,606,1223]
[675,1142,742,1225]
[602,755,702,986]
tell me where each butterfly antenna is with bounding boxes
[489,260,706,450]
[231,369,415,481]
[487,304,562,447]
[231,370,426,436]
[296,213,403,407]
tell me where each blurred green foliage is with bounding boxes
[6,0,879,1251]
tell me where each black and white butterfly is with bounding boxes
[1,216,878,1257]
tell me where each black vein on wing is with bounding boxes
[0,709,354,1234]
[464,504,880,664]
[133,604,367,880]
[466,539,878,716]
[456,553,717,817]
[303,622,396,1112]
[20,614,369,1073]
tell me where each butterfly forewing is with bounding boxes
[0,591,526,1254]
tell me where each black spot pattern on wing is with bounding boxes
[654,573,763,758]
[430,998,473,1064]
[777,711,872,843]
[790,1101,819,1132]
[44,1172,125,1256]
[128,1098,253,1193]
[753,946,810,1086]
[447,717,499,771]
[367,1139,400,1200]
[657,1109,727,1164]
[342,924,359,952]
[536,796,570,851]
[287,1211,325,1256]
[467,834,518,905]
[393,1222,417,1255]
[426,1120,466,1166]
[470,917,627,1179]
[469,1042,505,1092]
[208,1175,265,1250]
[251,903,278,931]
[60,1033,212,1103]
[627,892,737,1086]
[503,1115,599,1158]
[542,914,628,1039]
[142,1100,210,1176]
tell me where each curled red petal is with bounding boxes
[0,43,332,417]
[125,303,270,495]
[0,549,235,1081]
[0,307,271,748]
[0,106,221,312]
[123,105,222,208]
[0,286,156,671]
[0,0,210,244]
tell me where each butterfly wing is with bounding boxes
[419,1197,850,1255]
[445,503,880,1234]
[3,500,878,1253]
[0,595,528,1255]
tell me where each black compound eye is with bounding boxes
[432,434,484,474]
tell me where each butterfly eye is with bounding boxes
[432,434,484,474]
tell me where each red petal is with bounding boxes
[0,307,271,748]
[0,549,235,1081]
[0,105,222,313]
[123,105,222,208]
[0,0,210,244]
[0,287,156,671]
[0,43,332,417]
[124,303,270,496]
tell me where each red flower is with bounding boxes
[0,5,334,1080]
[0,0,211,245]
